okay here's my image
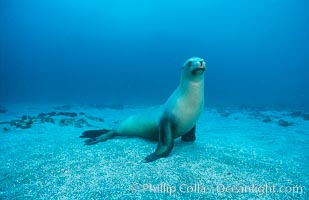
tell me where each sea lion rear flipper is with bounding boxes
[84,137,99,145]
[181,125,196,142]
[80,129,111,138]
[144,119,174,163]
[83,130,114,145]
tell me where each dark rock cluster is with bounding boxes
[56,112,77,117]
[9,116,34,129]
[278,119,294,127]
[38,112,57,119]
[258,114,295,127]
[1,111,104,131]
[288,111,309,121]
[216,107,299,128]
[220,112,230,118]
[289,111,302,118]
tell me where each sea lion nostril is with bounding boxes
[200,61,203,66]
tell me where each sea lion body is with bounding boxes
[82,57,206,162]
[113,106,163,140]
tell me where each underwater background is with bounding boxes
[0,0,309,199]
[1,0,308,108]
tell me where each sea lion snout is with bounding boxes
[191,58,206,74]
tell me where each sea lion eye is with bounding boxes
[187,61,193,67]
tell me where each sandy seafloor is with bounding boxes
[0,104,308,200]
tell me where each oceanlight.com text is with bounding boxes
[131,183,304,196]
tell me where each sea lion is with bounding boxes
[81,57,206,162]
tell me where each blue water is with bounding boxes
[0,1,309,199]
[1,0,308,108]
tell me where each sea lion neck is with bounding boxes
[179,73,204,94]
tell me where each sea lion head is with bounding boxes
[181,57,206,82]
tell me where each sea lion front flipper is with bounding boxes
[181,125,196,142]
[144,119,174,163]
